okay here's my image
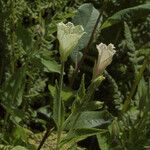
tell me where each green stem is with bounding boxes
[56,61,64,149]
[122,57,149,112]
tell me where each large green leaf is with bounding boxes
[59,128,106,149]
[71,3,99,62]
[101,3,150,30]
[64,110,113,130]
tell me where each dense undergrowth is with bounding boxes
[0,0,150,150]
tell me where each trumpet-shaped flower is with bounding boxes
[92,43,116,79]
[57,22,85,62]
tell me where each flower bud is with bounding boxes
[57,22,85,62]
[92,43,116,79]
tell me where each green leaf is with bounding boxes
[64,110,113,130]
[82,101,104,111]
[48,84,74,102]
[71,3,99,62]
[49,81,65,127]
[16,22,32,49]
[0,145,30,150]
[10,108,26,124]
[101,3,150,30]
[11,146,29,150]
[124,22,135,52]
[71,75,86,112]
[2,67,25,107]
[40,58,61,74]
[83,76,105,104]
[78,75,86,101]
[97,133,110,150]
[0,145,13,149]
[59,128,106,149]
[51,81,59,127]
[37,105,52,121]
[11,126,33,143]
[71,75,105,114]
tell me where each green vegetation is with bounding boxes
[0,0,150,150]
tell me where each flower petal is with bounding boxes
[57,22,85,61]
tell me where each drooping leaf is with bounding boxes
[64,110,113,130]
[71,3,100,62]
[59,128,106,149]
[101,3,150,30]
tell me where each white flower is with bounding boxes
[57,22,85,62]
[92,43,116,79]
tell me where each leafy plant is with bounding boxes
[0,0,150,150]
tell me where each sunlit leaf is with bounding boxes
[64,110,113,130]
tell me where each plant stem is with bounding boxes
[37,127,54,150]
[56,61,64,149]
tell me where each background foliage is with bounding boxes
[0,0,150,149]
